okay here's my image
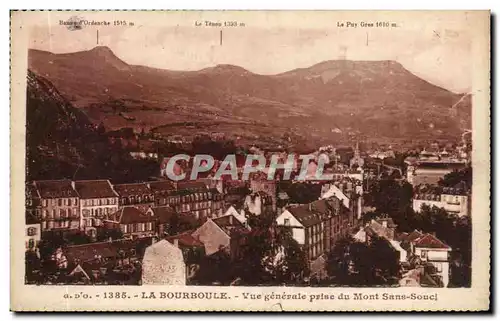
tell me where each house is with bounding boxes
[147,206,199,237]
[399,230,452,287]
[113,183,155,212]
[152,180,222,220]
[359,218,407,263]
[110,207,156,239]
[191,214,247,257]
[276,197,354,263]
[320,179,363,221]
[413,185,470,217]
[55,238,153,284]
[412,233,452,287]
[221,205,247,225]
[74,180,119,229]
[142,239,186,285]
[25,212,41,251]
[31,180,80,231]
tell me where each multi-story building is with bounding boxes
[31,180,80,232]
[74,180,119,228]
[398,230,452,287]
[110,206,156,239]
[113,183,155,212]
[320,179,363,223]
[413,185,470,217]
[152,180,225,221]
[275,196,355,263]
[406,160,468,186]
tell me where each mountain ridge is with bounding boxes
[27,46,471,146]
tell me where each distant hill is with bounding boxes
[28,46,471,147]
[26,70,159,182]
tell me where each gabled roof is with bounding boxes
[74,180,118,199]
[287,205,322,227]
[148,206,175,223]
[212,215,247,235]
[113,183,152,197]
[64,241,127,264]
[407,230,424,242]
[114,207,154,224]
[33,179,78,198]
[165,230,204,248]
[414,234,451,250]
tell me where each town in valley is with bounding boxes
[24,44,473,289]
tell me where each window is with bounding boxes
[284,218,290,226]
[27,227,36,236]
[420,250,428,259]
[435,263,442,273]
[42,199,48,207]
[137,196,142,203]
[72,208,77,217]
[28,239,35,249]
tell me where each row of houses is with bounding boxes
[46,207,249,285]
[354,218,452,287]
[25,179,226,233]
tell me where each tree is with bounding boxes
[438,166,472,190]
[326,236,400,286]
[326,236,354,284]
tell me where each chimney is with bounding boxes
[381,220,388,228]
[173,238,179,248]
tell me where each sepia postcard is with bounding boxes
[10,10,490,312]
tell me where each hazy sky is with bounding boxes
[28,11,474,93]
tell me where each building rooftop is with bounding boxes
[165,230,204,248]
[33,179,78,199]
[114,207,154,224]
[74,180,118,199]
[148,180,176,194]
[113,183,152,197]
[414,234,451,250]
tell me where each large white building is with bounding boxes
[73,180,119,228]
[413,186,470,217]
